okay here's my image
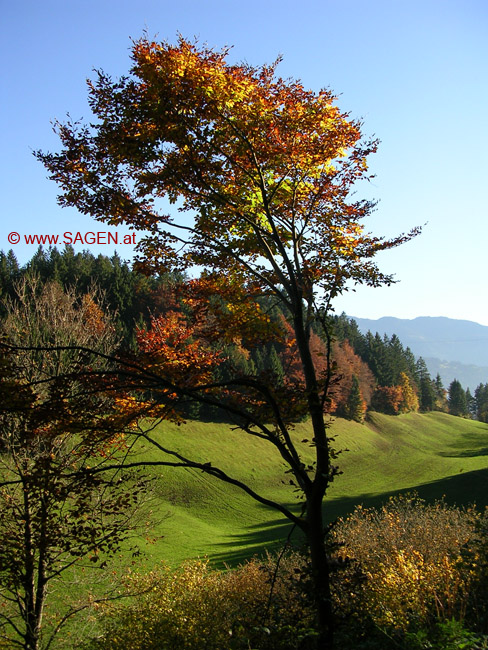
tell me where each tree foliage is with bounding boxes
[0,245,187,348]
[329,340,374,415]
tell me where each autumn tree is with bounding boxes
[330,340,375,413]
[0,278,149,650]
[370,373,418,416]
[37,36,419,648]
[370,385,404,415]
[398,371,419,413]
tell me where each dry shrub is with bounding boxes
[332,495,480,633]
[86,554,314,650]
[85,498,488,649]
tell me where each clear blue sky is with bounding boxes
[1,0,487,323]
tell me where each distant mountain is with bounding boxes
[423,357,488,393]
[350,316,488,390]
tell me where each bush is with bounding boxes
[85,497,488,650]
[85,555,315,650]
[405,619,488,649]
[332,495,484,641]
[463,508,488,634]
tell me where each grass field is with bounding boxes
[132,411,488,567]
[6,410,488,648]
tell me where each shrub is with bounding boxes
[85,497,488,649]
[85,555,315,650]
[332,495,480,637]
[462,507,488,634]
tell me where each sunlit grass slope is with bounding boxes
[135,412,488,567]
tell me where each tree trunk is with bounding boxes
[22,481,40,650]
[292,309,335,647]
[307,497,334,649]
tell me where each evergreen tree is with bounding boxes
[25,245,50,281]
[0,250,20,311]
[343,375,366,422]
[388,334,407,384]
[332,313,363,351]
[251,347,266,375]
[267,346,285,386]
[448,379,468,417]
[404,346,419,384]
[364,332,393,386]
[474,383,488,422]
[434,373,444,395]
[465,388,476,419]
[416,357,435,411]
[432,373,449,412]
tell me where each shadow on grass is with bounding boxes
[438,430,488,458]
[440,447,488,457]
[209,466,488,567]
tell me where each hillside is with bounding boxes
[351,315,488,388]
[134,412,488,567]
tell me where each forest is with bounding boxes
[1,245,486,424]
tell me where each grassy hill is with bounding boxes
[133,411,488,567]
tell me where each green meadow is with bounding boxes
[9,411,488,649]
[133,411,488,567]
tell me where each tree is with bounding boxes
[267,345,285,386]
[342,375,366,423]
[432,373,449,412]
[415,357,435,411]
[0,278,148,650]
[370,373,418,416]
[474,383,488,422]
[0,249,20,313]
[362,332,394,387]
[448,379,468,417]
[37,36,419,648]
[371,385,404,415]
[398,371,419,413]
[465,387,476,419]
[330,340,375,413]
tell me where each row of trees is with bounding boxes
[0,246,178,346]
[447,378,488,422]
[3,246,486,423]
[332,314,488,420]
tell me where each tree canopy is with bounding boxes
[38,36,418,309]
